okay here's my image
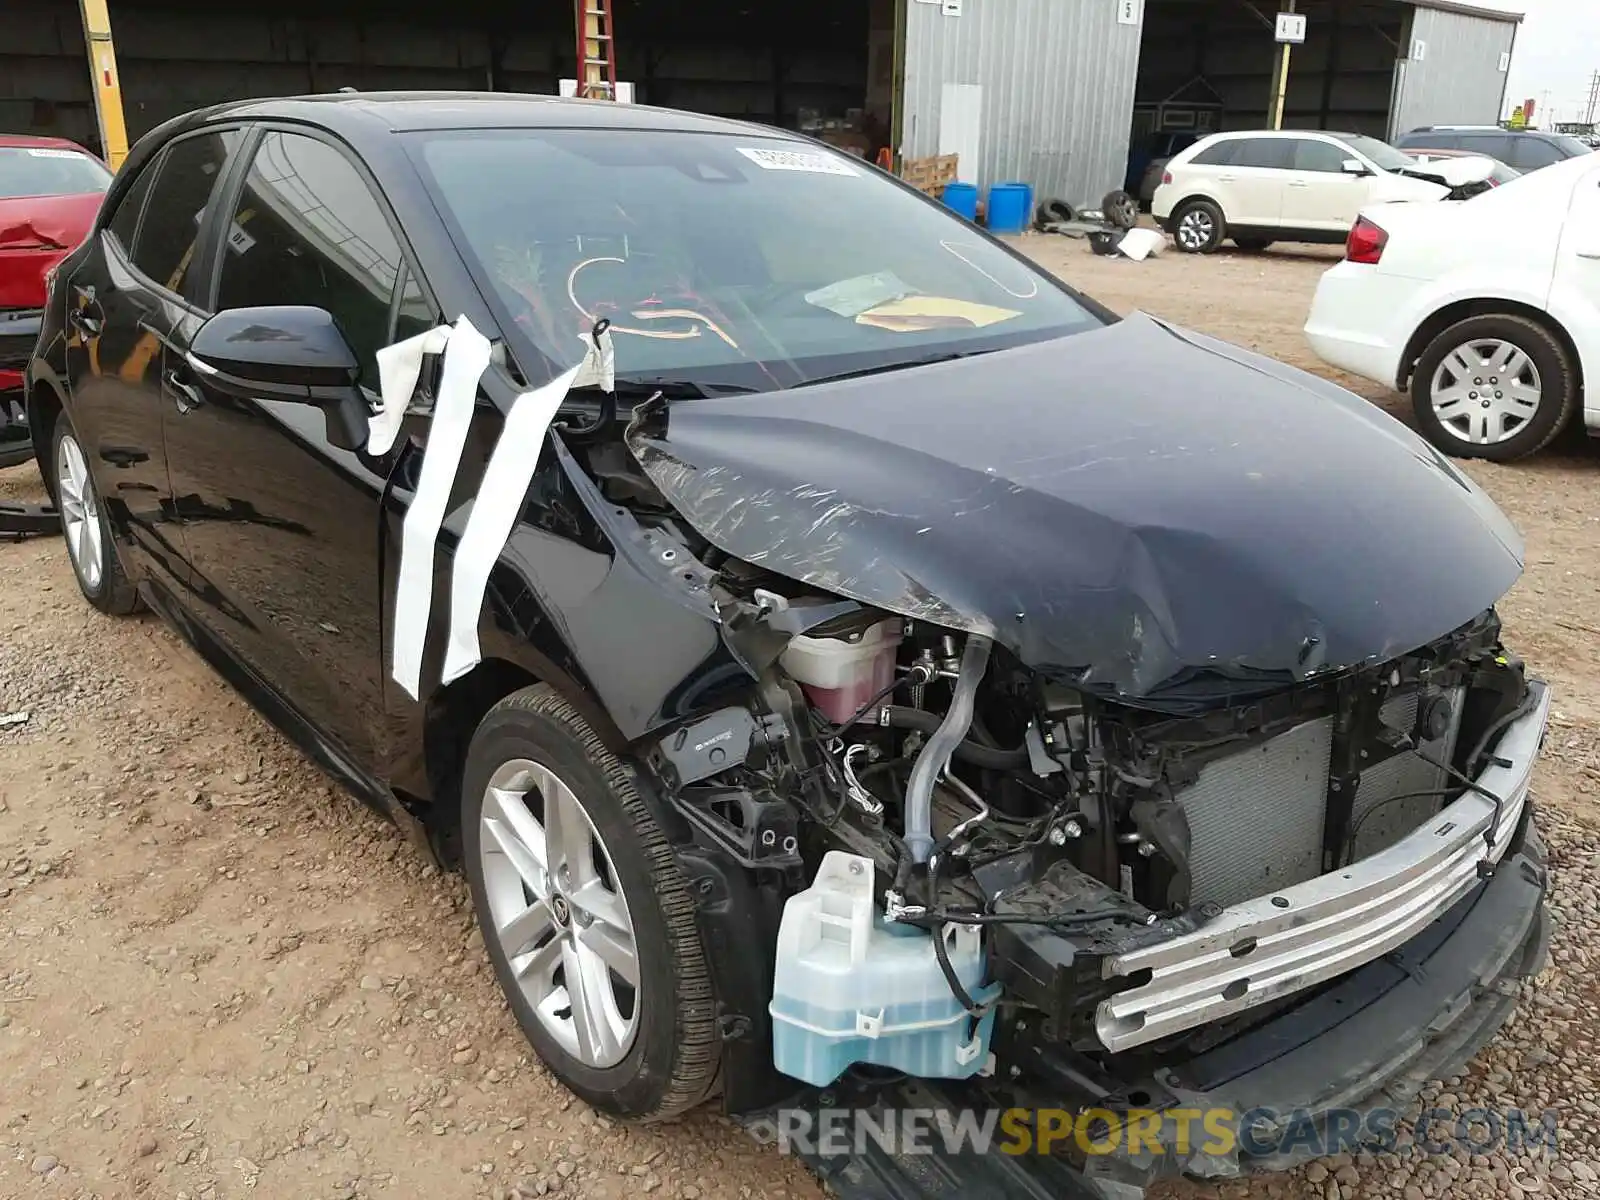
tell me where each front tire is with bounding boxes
[461,685,721,1121]
[1410,314,1576,461]
[1172,198,1225,253]
[51,410,140,615]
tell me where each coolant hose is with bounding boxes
[904,634,993,864]
[877,707,1028,770]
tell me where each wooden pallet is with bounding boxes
[900,153,959,196]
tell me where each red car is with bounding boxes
[1,134,110,467]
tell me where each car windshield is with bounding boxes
[411,128,1102,392]
[1546,133,1595,158]
[0,146,110,200]
[1335,134,1415,173]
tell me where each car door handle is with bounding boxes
[1288,181,1311,187]
[1217,174,1238,182]
[1576,247,1600,260]
[164,369,205,415]
[69,285,103,335]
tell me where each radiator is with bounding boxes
[1174,688,1466,910]
[1348,688,1465,861]
[1178,716,1334,910]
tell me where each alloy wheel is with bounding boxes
[1177,209,1213,250]
[477,758,640,1069]
[1429,338,1542,446]
[56,432,103,593]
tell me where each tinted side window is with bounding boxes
[1191,140,1239,166]
[131,131,239,293]
[1398,132,1455,150]
[394,266,434,344]
[215,132,405,385]
[1232,139,1294,170]
[1459,133,1513,160]
[106,159,157,253]
[1506,138,1564,170]
[1294,139,1348,173]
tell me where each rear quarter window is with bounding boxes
[1190,139,1240,167]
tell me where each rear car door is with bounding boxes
[162,127,437,766]
[1223,138,1292,227]
[61,129,241,593]
[1281,137,1368,230]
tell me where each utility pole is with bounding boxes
[77,0,128,168]
[1270,0,1297,130]
[1584,70,1600,127]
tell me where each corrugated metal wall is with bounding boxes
[1390,5,1515,137]
[901,0,1142,206]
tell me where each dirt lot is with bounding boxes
[3,239,1598,1200]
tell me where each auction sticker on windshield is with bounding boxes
[737,147,859,176]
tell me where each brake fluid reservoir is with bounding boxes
[779,619,902,724]
[769,851,998,1088]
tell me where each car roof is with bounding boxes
[0,133,92,151]
[1205,129,1363,140]
[185,91,788,141]
[1405,126,1554,138]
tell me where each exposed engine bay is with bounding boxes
[592,460,1537,1085]
[537,309,1552,1186]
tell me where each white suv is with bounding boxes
[1153,130,1453,253]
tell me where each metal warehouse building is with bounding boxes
[7,0,1520,207]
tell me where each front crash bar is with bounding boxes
[0,500,59,541]
[1095,680,1550,1053]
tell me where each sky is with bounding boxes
[1484,0,1600,124]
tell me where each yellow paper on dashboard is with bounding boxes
[855,295,1022,332]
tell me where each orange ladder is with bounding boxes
[575,0,618,100]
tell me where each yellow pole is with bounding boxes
[77,0,129,168]
[1270,0,1296,130]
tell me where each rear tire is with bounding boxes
[1409,314,1576,462]
[1172,199,1225,253]
[460,684,721,1121]
[50,410,140,615]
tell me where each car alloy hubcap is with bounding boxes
[1429,338,1542,445]
[1178,210,1212,249]
[478,758,640,1069]
[56,433,103,592]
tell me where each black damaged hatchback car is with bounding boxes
[25,93,1551,1198]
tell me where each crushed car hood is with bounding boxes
[625,313,1524,702]
[0,193,100,308]
[1400,155,1497,189]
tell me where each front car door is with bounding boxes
[62,129,242,595]
[1281,137,1369,231]
[162,126,439,767]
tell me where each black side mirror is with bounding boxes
[187,306,371,451]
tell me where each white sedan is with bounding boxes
[1305,151,1600,461]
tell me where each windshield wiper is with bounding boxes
[791,348,1000,390]
[568,377,759,400]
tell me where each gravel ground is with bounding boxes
[3,238,1598,1200]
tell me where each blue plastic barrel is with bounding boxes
[942,181,979,222]
[986,182,1032,234]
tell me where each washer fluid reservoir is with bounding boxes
[769,851,998,1088]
